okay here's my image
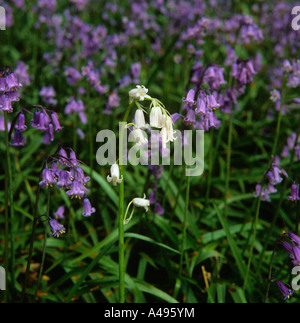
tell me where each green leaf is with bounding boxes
[212,201,246,280]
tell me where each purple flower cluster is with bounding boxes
[65,98,87,125]
[0,68,22,114]
[223,15,263,45]
[39,86,57,106]
[271,232,300,301]
[254,156,288,202]
[281,133,297,158]
[284,59,300,88]
[30,106,63,145]
[231,60,256,92]
[39,148,96,221]
[14,61,31,87]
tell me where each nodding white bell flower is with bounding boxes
[129,85,151,102]
[161,115,177,149]
[131,128,148,146]
[150,105,166,128]
[133,194,150,211]
[123,194,150,224]
[107,163,123,186]
[134,109,148,129]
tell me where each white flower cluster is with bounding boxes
[106,85,177,224]
[129,85,176,149]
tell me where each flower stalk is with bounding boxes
[4,111,16,298]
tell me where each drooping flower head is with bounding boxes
[82,198,96,217]
[107,163,123,186]
[49,218,66,238]
[274,280,294,301]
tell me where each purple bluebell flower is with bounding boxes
[65,98,83,114]
[39,168,57,188]
[0,113,11,132]
[287,133,297,149]
[204,66,226,90]
[48,123,54,142]
[195,96,208,115]
[10,130,25,146]
[51,112,63,131]
[71,167,90,184]
[5,73,21,90]
[39,86,57,106]
[274,281,294,301]
[31,110,41,128]
[49,218,66,238]
[182,89,196,106]
[288,232,300,247]
[281,241,293,256]
[64,67,82,85]
[0,78,6,92]
[184,108,196,125]
[104,91,120,114]
[14,112,27,131]
[292,246,300,266]
[170,113,182,124]
[288,184,300,201]
[66,180,89,199]
[58,148,69,166]
[14,61,30,87]
[54,206,65,220]
[131,62,141,83]
[82,198,96,217]
[57,170,72,189]
[0,95,13,113]
[69,149,79,167]
[36,113,48,131]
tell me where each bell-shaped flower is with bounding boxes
[107,163,123,186]
[82,198,96,217]
[49,218,66,238]
[123,194,150,224]
[133,194,150,212]
[150,105,165,128]
[134,109,147,129]
[14,112,27,131]
[54,206,65,220]
[288,184,300,201]
[274,280,294,301]
[131,128,148,147]
[160,116,177,149]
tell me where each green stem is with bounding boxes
[179,172,191,281]
[118,103,133,303]
[205,130,214,204]
[271,105,284,158]
[4,149,9,302]
[73,113,78,154]
[21,162,45,302]
[224,112,233,219]
[87,87,94,182]
[264,240,279,303]
[34,191,51,301]
[4,111,16,298]
[243,185,263,290]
